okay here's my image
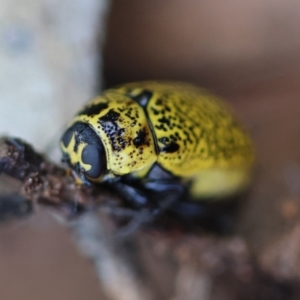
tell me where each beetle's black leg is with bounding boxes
[138,178,238,234]
[110,181,152,209]
[142,179,188,209]
[102,177,187,236]
[110,177,187,212]
[113,208,160,238]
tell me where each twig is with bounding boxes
[0,136,299,300]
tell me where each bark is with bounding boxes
[0,136,299,300]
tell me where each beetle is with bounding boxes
[60,81,254,228]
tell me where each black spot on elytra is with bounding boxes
[125,108,136,120]
[165,105,171,112]
[133,128,148,147]
[161,142,180,153]
[156,99,163,105]
[158,137,180,153]
[77,103,108,117]
[158,116,171,127]
[118,107,126,113]
[155,124,168,132]
[151,107,159,115]
[175,132,182,140]
[130,120,137,127]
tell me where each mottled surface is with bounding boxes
[116,82,253,175]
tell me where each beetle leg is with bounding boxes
[101,179,186,236]
[142,179,188,208]
[110,181,153,208]
[108,207,160,238]
[111,178,187,211]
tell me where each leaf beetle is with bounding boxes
[60,81,254,229]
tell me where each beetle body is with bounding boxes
[61,82,254,210]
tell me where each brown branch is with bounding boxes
[0,137,120,215]
[0,136,299,300]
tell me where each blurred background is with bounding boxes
[1,0,300,299]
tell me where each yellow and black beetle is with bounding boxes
[60,82,254,227]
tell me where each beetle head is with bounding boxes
[60,122,107,183]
